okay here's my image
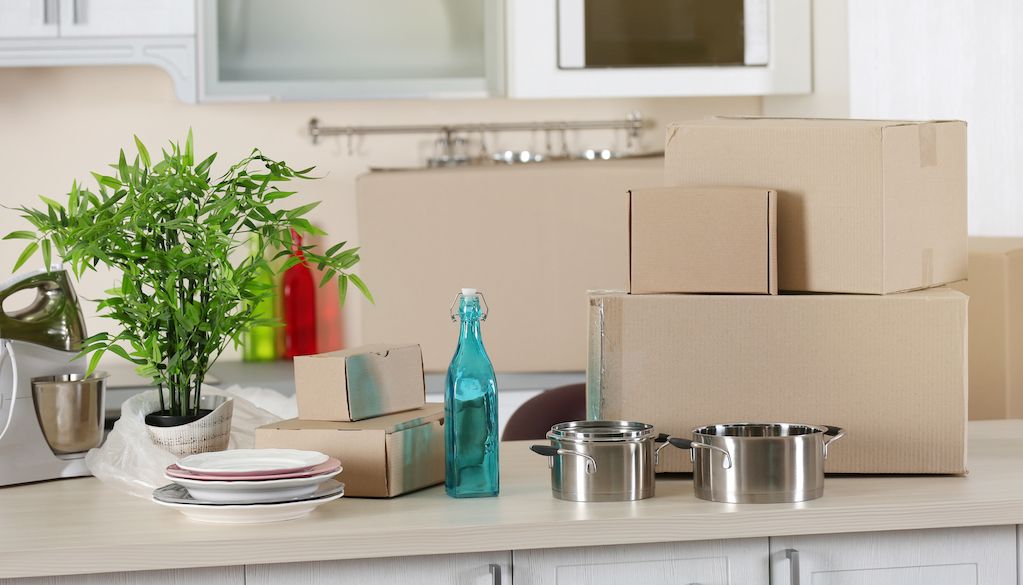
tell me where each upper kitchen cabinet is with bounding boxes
[0,0,196,102]
[55,0,194,37]
[199,0,503,100]
[506,0,812,98]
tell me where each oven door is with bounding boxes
[557,0,769,70]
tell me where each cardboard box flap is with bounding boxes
[262,403,444,434]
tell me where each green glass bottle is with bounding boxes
[242,236,278,362]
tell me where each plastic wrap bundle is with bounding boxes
[85,385,297,499]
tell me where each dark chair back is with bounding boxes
[502,383,586,441]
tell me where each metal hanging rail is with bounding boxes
[306,111,647,146]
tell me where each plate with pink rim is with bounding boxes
[176,448,329,476]
[166,457,341,481]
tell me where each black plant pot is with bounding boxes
[144,409,214,428]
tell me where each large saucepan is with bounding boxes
[530,420,677,502]
[669,423,846,503]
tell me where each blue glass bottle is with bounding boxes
[445,288,499,498]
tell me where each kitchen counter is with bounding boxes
[1,420,1022,579]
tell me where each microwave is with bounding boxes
[506,0,811,98]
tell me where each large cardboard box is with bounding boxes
[630,186,777,294]
[665,117,967,294]
[588,290,968,474]
[951,237,1023,419]
[295,343,425,422]
[255,404,444,497]
[357,157,662,372]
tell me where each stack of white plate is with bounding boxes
[153,448,343,524]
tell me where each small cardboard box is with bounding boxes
[356,157,663,372]
[951,237,1023,419]
[255,403,444,498]
[295,343,425,422]
[588,289,968,474]
[630,186,777,294]
[665,117,967,294]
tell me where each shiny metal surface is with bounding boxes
[688,423,845,504]
[0,271,85,353]
[537,420,659,502]
[31,371,107,454]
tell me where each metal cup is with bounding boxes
[31,371,107,454]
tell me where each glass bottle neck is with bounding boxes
[456,296,484,348]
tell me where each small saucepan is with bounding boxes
[530,420,678,502]
[669,422,845,504]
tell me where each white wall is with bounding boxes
[0,65,760,362]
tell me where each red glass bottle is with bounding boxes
[282,229,317,359]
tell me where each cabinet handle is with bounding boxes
[489,563,502,585]
[785,548,800,585]
[72,0,86,24]
[42,0,58,25]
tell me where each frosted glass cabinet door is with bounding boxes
[770,526,1017,585]
[514,539,770,585]
[200,0,501,100]
[0,1,59,39]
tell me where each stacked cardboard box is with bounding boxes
[256,344,444,497]
[589,117,969,474]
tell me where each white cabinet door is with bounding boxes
[0,0,58,39]
[771,526,1016,585]
[56,0,194,37]
[515,539,769,585]
[0,566,242,585]
[246,552,510,585]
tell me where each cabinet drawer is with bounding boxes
[771,526,1016,585]
[0,566,242,585]
[246,552,510,585]
[515,539,769,585]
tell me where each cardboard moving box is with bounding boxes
[256,403,444,498]
[665,117,967,294]
[952,237,1023,419]
[630,186,777,294]
[295,343,425,422]
[357,157,663,372]
[588,289,968,474]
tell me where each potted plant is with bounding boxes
[6,132,370,454]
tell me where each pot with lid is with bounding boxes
[669,423,845,504]
[530,420,675,502]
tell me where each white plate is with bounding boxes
[154,480,345,506]
[165,467,342,504]
[177,448,329,475]
[153,489,344,524]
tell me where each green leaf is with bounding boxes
[184,128,194,166]
[337,274,348,306]
[349,273,372,304]
[118,149,129,183]
[91,172,121,189]
[39,195,63,211]
[286,201,320,219]
[133,135,151,167]
[324,241,348,256]
[13,241,38,271]
[87,348,106,375]
[41,239,51,269]
[3,231,36,241]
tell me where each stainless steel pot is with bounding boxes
[670,423,845,504]
[31,371,107,455]
[530,420,674,502]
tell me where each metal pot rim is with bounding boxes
[692,422,830,438]
[548,420,654,442]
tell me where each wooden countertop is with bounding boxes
[2,420,1023,578]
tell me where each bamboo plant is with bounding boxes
[5,132,370,419]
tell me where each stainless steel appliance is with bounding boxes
[671,423,846,503]
[0,269,108,486]
[530,420,675,502]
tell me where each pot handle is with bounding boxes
[654,434,673,465]
[822,426,845,459]
[668,437,733,469]
[529,445,597,475]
